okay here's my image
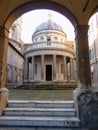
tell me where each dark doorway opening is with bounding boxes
[46,65,52,81]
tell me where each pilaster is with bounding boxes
[0,26,9,116]
[73,25,98,128]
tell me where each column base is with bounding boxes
[0,88,9,116]
[73,87,98,128]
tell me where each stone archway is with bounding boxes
[0,1,98,128]
[3,0,92,90]
[4,1,77,30]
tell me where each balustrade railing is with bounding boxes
[24,42,74,53]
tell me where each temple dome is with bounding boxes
[34,20,64,34]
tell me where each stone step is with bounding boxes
[8,100,74,108]
[0,127,89,130]
[0,100,80,128]
[0,116,80,127]
[4,108,75,117]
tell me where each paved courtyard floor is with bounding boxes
[9,89,74,100]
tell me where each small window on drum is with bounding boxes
[47,36,51,46]
[40,36,44,40]
[47,36,51,41]
[54,37,58,40]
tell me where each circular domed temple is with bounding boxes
[23,18,76,89]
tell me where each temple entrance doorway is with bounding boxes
[46,65,52,81]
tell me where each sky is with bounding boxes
[21,9,75,43]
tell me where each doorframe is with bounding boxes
[45,64,53,81]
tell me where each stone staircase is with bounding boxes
[0,100,87,130]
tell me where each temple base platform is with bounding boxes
[15,80,76,90]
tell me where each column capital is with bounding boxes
[75,24,89,40]
[53,54,56,57]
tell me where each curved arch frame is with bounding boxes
[88,5,98,22]
[4,1,78,29]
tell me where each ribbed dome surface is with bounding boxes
[34,20,63,33]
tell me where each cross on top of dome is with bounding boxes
[47,11,53,21]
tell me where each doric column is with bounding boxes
[0,26,9,116]
[66,63,68,80]
[41,55,44,80]
[23,58,29,80]
[53,55,56,80]
[69,59,71,81]
[63,56,67,80]
[70,58,74,80]
[75,25,91,89]
[31,56,34,80]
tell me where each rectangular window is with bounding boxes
[89,49,93,60]
[47,42,51,46]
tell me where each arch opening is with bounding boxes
[4,1,77,30]
[88,12,98,87]
[7,8,76,100]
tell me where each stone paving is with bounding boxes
[9,89,74,100]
